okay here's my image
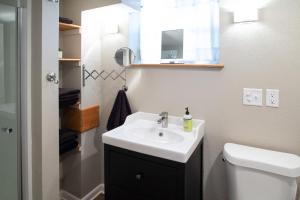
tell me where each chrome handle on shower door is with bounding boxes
[46,72,59,84]
[1,128,14,135]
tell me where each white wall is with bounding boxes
[60,0,120,25]
[81,4,130,194]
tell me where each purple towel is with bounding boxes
[107,90,132,131]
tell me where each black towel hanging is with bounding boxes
[107,90,132,131]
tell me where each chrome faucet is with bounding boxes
[157,112,168,128]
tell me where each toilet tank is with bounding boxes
[223,143,300,200]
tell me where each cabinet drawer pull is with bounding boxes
[135,173,142,180]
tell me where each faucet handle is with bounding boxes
[159,112,168,117]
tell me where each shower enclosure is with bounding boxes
[0,1,21,199]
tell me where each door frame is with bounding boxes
[31,0,60,199]
[18,0,60,199]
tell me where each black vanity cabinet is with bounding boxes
[104,140,203,200]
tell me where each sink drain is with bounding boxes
[159,132,164,137]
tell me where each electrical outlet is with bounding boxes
[266,89,279,107]
[243,88,263,106]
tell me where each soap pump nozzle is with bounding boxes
[185,107,190,115]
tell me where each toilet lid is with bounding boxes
[223,143,300,178]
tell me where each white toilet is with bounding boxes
[223,143,300,200]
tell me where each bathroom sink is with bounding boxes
[102,112,205,163]
[124,120,184,144]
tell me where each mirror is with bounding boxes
[161,29,184,60]
[114,47,136,67]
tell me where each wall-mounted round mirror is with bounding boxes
[114,47,135,67]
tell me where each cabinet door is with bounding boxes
[109,151,178,200]
[109,186,133,200]
[109,186,154,200]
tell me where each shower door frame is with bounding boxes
[15,1,32,199]
[9,0,33,198]
[19,5,32,200]
[16,4,30,200]
[0,1,30,199]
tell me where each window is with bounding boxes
[129,0,220,64]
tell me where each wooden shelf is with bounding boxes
[59,58,81,62]
[59,22,81,31]
[130,63,224,68]
[63,105,100,133]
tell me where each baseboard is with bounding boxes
[82,184,104,200]
[60,184,104,200]
[99,184,105,194]
[60,190,80,200]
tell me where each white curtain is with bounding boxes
[136,0,220,64]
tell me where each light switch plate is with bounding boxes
[243,88,263,106]
[266,89,279,107]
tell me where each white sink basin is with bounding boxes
[102,112,205,163]
[124,120,184,144]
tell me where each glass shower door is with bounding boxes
[0,3,20,200]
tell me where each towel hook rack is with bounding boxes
[82,65,127,88]
[122,68,128,91]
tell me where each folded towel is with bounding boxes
[59,140,78,155]
[59,17,73,24]
[59,88,80,97]
[59,129,78,155]
[107,90,132,131]
[59,88,80,108]
[59,129,78,144]
[59,98,79,108]
[60,94,80,101]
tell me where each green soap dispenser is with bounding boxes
[183,107,193,132]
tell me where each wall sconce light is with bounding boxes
[233,8,258,23]
[104,22,119,34]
